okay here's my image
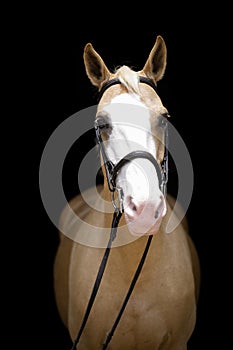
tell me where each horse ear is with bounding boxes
[142,35,167,83]
[83,43,111,89]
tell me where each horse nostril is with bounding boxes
[130,197,137,212]
[154,196,165,219]
[126,196,139,214]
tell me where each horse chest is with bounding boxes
[68,238,195,349]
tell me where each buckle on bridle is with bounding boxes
[111,187,124,213]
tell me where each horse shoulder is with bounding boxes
[54,186,102,327]
[166,193,201,302]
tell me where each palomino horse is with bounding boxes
[54,35,200,349]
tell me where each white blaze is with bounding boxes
[103,93,166,236]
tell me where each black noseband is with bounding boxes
[111,150,162,189]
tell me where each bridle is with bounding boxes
[95,76,169,213]
[71,76,169,350]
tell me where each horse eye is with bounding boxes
[96,115,111,131]
[158,113,169,128]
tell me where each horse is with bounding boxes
[54,35,200,350]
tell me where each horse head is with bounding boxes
[84,36,169,237]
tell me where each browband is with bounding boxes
[98,76,157,101]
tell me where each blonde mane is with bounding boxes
[115,65,141,95]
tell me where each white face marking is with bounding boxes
[103,93,156,162]
[101,92,167,236]
[111,92,143,105]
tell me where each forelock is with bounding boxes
[115,66,140,95]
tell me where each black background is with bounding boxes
[33,6,229,350]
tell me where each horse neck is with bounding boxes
[102,178,112,202]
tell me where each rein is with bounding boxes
[71,77,168,350]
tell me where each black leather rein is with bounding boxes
[71,77,168,350]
